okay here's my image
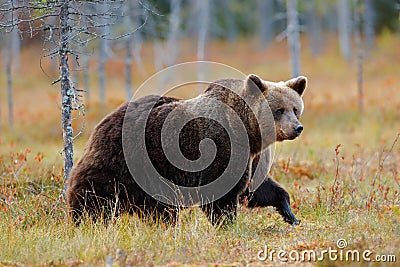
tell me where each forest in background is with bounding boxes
[1,0,399,109]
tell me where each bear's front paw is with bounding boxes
[278,201,300,226]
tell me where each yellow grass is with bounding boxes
[0,34,399,266]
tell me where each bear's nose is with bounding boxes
[294,125,303,135]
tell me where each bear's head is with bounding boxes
[245,74,307,142]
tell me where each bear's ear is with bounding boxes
[245,74,267,94]
[285,76,307,96]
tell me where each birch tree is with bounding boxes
[166,0,182,67]
[306,0,323,56]
[195,0,210,86]
[196,0,210,63]
[97,2,111,104]
[363,0,375,48]
[258,0,274,46]
[354,0,364,113]
[286,0,301,77]
[337,0,352,62]
[124,1,134,100]
[123,0,147,100]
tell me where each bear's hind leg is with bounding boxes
[201,194,238,226]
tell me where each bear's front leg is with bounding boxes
[243,176,299,225]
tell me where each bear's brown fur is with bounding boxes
[66,74,307,225]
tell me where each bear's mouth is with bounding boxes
[277,127,287,141]
[278,127,301,141]
[287,133,299,140]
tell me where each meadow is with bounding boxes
[0,34,399,266]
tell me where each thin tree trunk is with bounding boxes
[363,0,375,48]
[197,0,209,62]
[99,37,106,104]
[124,0,135,101]
[354,1,364,113]
[258,0,274,46]
[287,0,301,77]
[166,0,181,66]
[337,0,352,62]
[59,0,74,193]
[125,38,133,100]
[11,0,20,71]
[131,0,145,77]
[196,0,210,89]
[158,0,182,91]
[6,44,13,128]
[98,3,109,104]
[307,1,323,56]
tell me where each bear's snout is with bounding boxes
[294,124,303,135]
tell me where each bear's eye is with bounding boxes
[293,107,298,116]
[276,108,285,116]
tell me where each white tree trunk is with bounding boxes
[166,0,181,66]
[337,0,352,62]
[258,0,274,46]
[197,0,210,62]
[131,0,145,77]
[287,0,301,77]
[98,39,106,104]
[307,1,323,56]
[363,0,375,48]
[98,3,110,104]
[124,1,134,100]
[354,0,364,113]
[80,7,90,105]
[196,0,210,88]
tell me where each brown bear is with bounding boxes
[66,74,307,226]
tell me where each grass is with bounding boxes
[0,34,400,266]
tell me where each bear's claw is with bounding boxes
[279,201,300,226]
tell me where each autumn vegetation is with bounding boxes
[0,34,399,265]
